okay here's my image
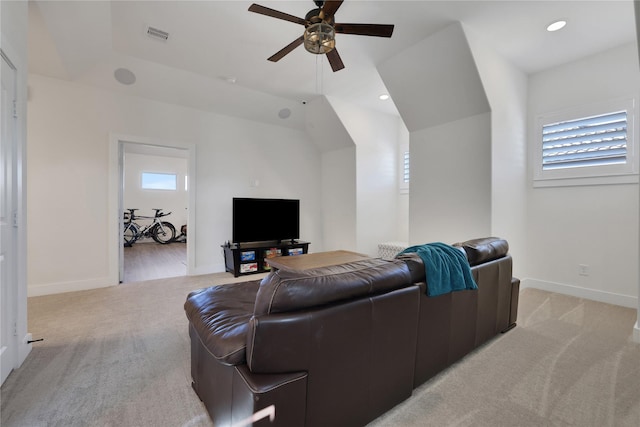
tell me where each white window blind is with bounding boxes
[542,111,627,170]
[403,151,410,183]
[534,98,637,187]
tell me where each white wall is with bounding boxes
[305,96,358,255]
[526,43,640,308]
[465,25,529,278]
[379,22,492,246]
[124,152,188,234]
[378,23,491,133]
[320,147,357,252]
[328,97,405,256]
[410,113,492,244]
[27,74,323,295]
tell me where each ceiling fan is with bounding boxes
[248,0,394,72]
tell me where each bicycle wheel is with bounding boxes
[151,221,176,244]
[124,223,139,246]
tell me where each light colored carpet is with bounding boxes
[370,289,640,427]
[1,275,638,427]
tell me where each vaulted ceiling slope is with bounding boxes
[28,1,637,130]
[379,22,490,132]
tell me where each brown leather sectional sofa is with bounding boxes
[184,237,519,427]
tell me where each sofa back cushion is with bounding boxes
[254,258,411,316]
[453,237,509,266]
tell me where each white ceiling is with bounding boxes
[28,1,638,130]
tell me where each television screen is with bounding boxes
[232,198,300,243]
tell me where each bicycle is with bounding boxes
[123,208,176,246]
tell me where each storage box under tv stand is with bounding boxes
[223,240,310,277]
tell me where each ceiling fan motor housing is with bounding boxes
[305,8,334,25]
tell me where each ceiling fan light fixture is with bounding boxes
[304,22,336,54]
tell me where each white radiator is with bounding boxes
[378,242,409,260]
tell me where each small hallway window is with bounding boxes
[141,172,177,190]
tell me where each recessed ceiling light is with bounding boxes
[546,20,567,32]
[218,76,237,84]
[114,68,136,85]
[379,94,390,101]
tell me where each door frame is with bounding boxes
[0,43,29,385]
[108,134,196,284]
[1,48,18,384]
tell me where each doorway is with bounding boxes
[122,144,189,282]
[110,136,195,285]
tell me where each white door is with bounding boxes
[0,50,18,384]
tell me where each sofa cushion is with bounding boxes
[453,237,509,266]
[184,279,261,366]
[254,258,411,316]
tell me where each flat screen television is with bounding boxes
[232,198,300,243]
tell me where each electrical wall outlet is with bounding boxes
[578,264,589,276]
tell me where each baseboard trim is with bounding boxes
[190,263,226,276]
[28,263,229,296]
[28,277,116,297]
[633,321,640,344]
[521,278,637,309]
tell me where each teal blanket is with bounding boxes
[400,242,477,297]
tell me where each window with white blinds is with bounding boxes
[403,151,410,183]
[542,111,627,170]
[399,148,409,193]
[534,98,637,187]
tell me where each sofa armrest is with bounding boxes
[247,311,312,373]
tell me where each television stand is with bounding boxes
[222,240,310,277]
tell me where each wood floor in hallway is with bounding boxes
[123,241,187,283]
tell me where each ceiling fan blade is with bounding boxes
[248,4,306,26]
[321,0,344,21]
[326,49,345,72]
[335,23,394,38]
[267,36,304,62]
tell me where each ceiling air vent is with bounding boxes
[146,26,169,41]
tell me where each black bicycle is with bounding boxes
[123,208,176,246]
